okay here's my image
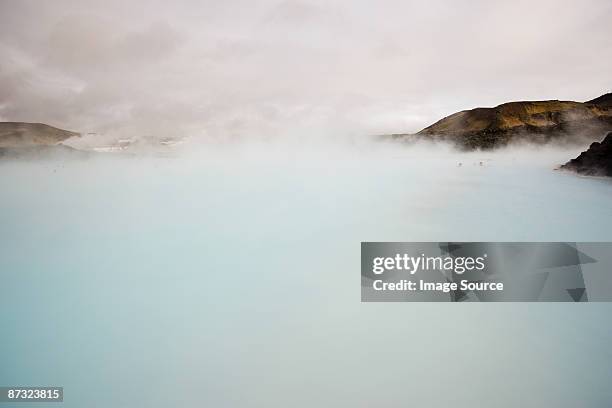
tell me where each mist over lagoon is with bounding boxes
[1,140,612,407]
[2,0,612,406]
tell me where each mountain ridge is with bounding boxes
[391,93,612,149]
[0,122,80,148]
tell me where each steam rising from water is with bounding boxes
[1,141,612,407]
[2,0,611,403]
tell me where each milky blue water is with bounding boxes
[1,143,612,407]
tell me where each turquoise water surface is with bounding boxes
[1,143,612,407]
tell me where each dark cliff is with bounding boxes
[561,132,612,177]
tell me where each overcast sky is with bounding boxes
[1,0,611,140]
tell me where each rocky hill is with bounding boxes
[395,93,612,149]
[0,122,80,148]
[560,132,612,177]
[585,93,612,108]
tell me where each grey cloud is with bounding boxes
[43,16,183,75]
[0,0,611,140]
[264,1,324,25]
